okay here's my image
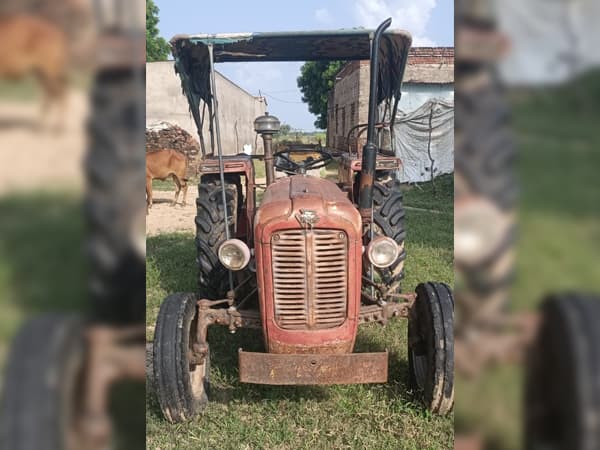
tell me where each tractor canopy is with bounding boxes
[170,28,412,145]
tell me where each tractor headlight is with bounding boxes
[366,236,399,268]
[218,239,251,271]
[455,197,512,267]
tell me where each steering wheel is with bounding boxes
[273,147,333,175]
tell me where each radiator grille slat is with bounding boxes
[272,229,347,330]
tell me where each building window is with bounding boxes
[350,102,356,124]
[341,107,346,137]
[335,104,339,134]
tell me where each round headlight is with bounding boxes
[367,236,399,268]
[455,197,512,267]
[218,239,251,271]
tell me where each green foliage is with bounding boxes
[146,0,170,62]
[297,61,345,130]
[278,123,292,135]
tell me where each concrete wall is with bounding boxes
[146,61,266,156]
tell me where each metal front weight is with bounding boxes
[239,350,389,385]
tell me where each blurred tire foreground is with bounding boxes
[0,1,146,449]
[455,0,600,449]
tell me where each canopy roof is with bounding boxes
[170,28,412,151]
[171,29,411,62]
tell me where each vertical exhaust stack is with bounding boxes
[254,112,281,186]
[358,18,392,222]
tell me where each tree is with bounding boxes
[297,61,345,130]
[278,123,292,135]
[146,0,170,62]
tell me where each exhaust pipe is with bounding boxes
[358,17,392,222]
[254,112,281,186]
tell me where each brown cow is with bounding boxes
[0,15,68,130]
[146,149,190,214]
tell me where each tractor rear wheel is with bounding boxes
[0,315,86,450]
[408,282,454,414]
[153,293,210,423]
[369,174,406,294]
[525,293,600,450]
[195,176,239,299]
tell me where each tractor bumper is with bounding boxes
[238,350,388,385]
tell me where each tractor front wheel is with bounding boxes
[0,315,86,450]
[408,282,454,414]
[525,293,600,450]
[153,293,210,423]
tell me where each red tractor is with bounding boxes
[153,18,454,422]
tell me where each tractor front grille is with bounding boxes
[271,229,348,330]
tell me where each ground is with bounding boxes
[0,88,87,193]
[146,172,454,449]
[0,86,87,366]
[0,82,145,449]
[455,72,600,449]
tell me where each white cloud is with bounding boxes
[353,0,437,46]
[315,8,333,25]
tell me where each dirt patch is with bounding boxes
[146,185,198,236]
[0,90,88,194]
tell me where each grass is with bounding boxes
[146,175,453,449]
[0,78,40,102]
[0,191,145,449]
[456,70,600,449]
[0,72,91,102]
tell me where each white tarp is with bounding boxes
[393,99,454,183]
[496,0,600,85]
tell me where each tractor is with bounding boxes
[153,18,454,423]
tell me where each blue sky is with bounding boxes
[155,0,454,131]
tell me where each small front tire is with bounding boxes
[0,315,86,450]
[408,282,454,414]
[153,293,210,423]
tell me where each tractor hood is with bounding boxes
[254,176,362,243]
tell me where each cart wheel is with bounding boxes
[525,293,600,450]
[408,282,454,414]
[153,293,210,423]
[0,315,86,450]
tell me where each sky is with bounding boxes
[155,0,454,131]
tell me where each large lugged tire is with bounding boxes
[195,176,239,299]
[370,175,406,292]
[408,282,454,414]
[86,69,146,324]
[525,293,600,450]
[454,68,516,334]
[153,293,210,423]
[0,315,85,450]
[455,72,516,211]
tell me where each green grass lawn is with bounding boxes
[146,175,454,449]
[0,191,145,449]
[456,72,600,449]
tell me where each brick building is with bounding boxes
[327,47,454,152]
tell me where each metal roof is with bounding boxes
[170,29,412,62]
[170,27,412,151]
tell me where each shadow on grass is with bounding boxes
[147,323,419,424]
[0,192,145,449]
[0,192,87,318]
[147,315,418,420]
